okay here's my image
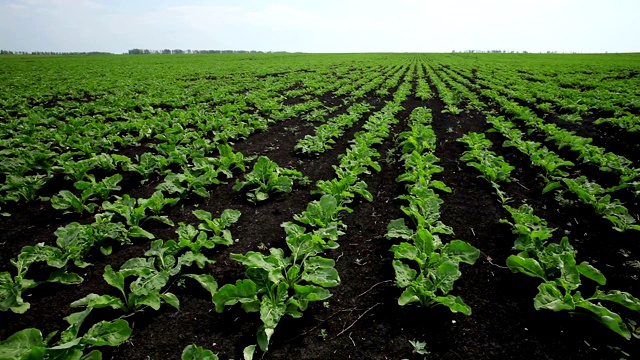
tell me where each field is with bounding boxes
[1,53,640,359]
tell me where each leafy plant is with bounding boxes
[192,208,242,245]
[1,174,50,202]
[51,190,98,214]
[182,344,219,360]
[74,173,122,200]
[0,316,131,360]
[233,156,308,203]
[71,239,212,314]
[502,203,640,339]
[386,219,480,314]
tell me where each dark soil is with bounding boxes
[2,67,640,360]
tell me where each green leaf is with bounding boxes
[385,218,413,240]
[70,294,124,310]
[414,228,436,256]
[260,294,286,329]
[392,260,417,288]
[576,262,606,285]
[102,265,125,294]
[506,255,546,280]
[398,287,420,306]
[442,240,480,265]
[82,319,132,347]
[434,295,472,315]
[160,293,180,310]
[60,309,91,343]
[212,280,258,312]
[243,345,256,360]
[256,326,274,352]
[390,243,419,261]
[220,209,242,226]
[128,226,155,239]
[302,257,340,287]
[0,328,44,360]
[590,290,640,312]
[429,180,452,193]
[293,284,332,302]
[184,274,218,298]
[181,344,218,360]
[575,300,630,339]
[47,270,83,285]
[534,282,575,311]
[542,181,563,194]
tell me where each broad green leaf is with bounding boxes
[392,260,417,288]
[0,328,44,360]
[390,243,419,261]
[398,287,420,306]
[70,294,124,310]
[184,274,218,297]
[160,293,180,310]
[385,219,413,240]
[181,344,218,360]
[231,252,283,273]
[506,255,546,280]
[414,228,435,255]
[102,265,124,294]
[542,181,563,194]
[435,260,461,293]
[47,270,83,285]
[293,284,331,301]
[534,282,575,311]
[128,226,155,239]
[576,262,606,285]
[82,319,132,347]
[429,180,452,193]
[256,326,275,352]
[442,240,480,265]
[220,209,241,226]
[260,295,286,329]
[136,293,162,310]
[575,300,630,339]
[302,257,339,287]
[243,345,256,360]
[47,338,82,351]
[255,191,269,202]
[60,308,91,343]
[557,252,581,289]
[590,290,640,312]
[434,295,472,315]
[119,258,154,278]
[212,280,258,312]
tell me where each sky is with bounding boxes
[0,0,639,53]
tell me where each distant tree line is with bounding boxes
[127,49,287,55]
[0,50,113,55]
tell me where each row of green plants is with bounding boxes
[431,64,640,232]
[387,107,480,314]
[485,115,640,232]
[190,78,412,359]
[458,133,640,340]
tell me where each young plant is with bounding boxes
[233,156,308,203]
[386,219,480,315]
[502,203,640,339]
[192,208,242,245]
[0,315,131,360]
[71,239,212,314]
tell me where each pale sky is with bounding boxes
[0,0,638,53]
